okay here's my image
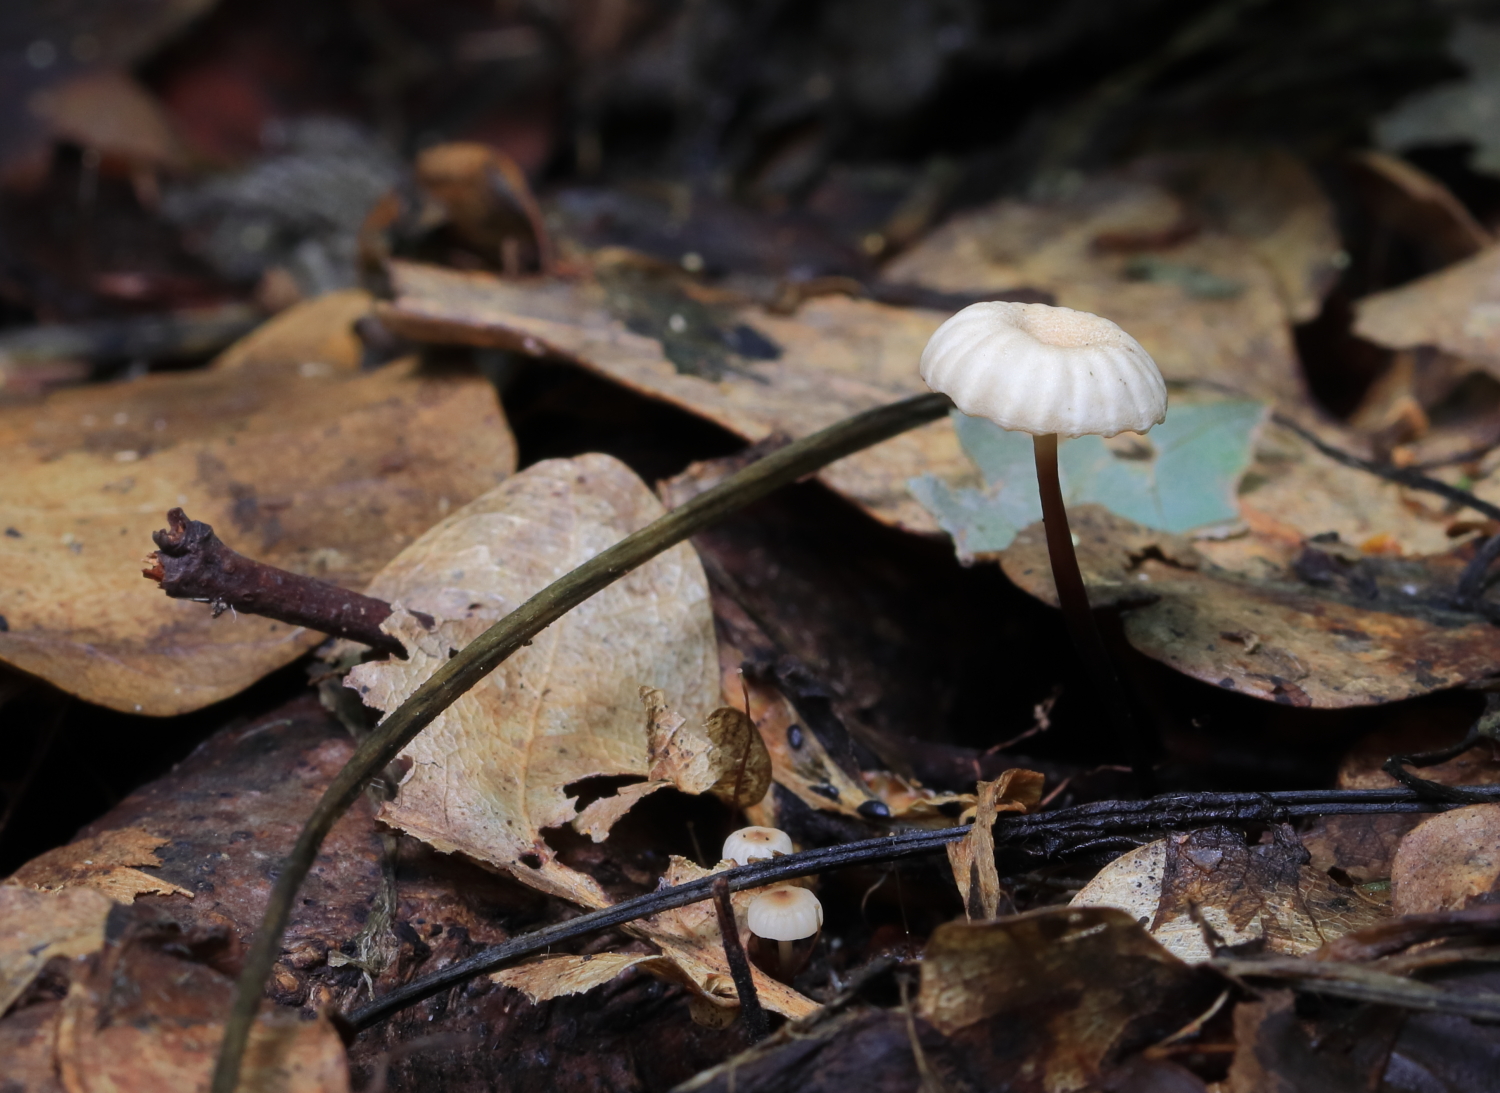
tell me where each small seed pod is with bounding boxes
[745,886,822,983]
[722,826,793,866]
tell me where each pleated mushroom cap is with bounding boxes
[746,886,823,941]
[919,302,1167,438]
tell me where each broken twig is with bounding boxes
[343,783,1500,1032]
[145,508,431,656]
[713,876,768,1040]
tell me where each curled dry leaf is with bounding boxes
[0,290,517,714]
[882,154,1340,405]
[0,887,112,1015]
[916,906,1220,1093]
[347,454,719,907]
[374,258,963,534]
[6,826,191,902]
[1000,506,1500,707]
[1071,827,1389,963]
[945,769,1045,920]
[573,688,771,841]
[1391,805,1500,915]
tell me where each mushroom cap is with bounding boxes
[919,302,1167,438]
[722,826,794,866]
[746,886,823,941]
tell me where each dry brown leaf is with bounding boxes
[0,887,112,1015]
[0,291,516,714]
[494,952,705,1002]
[1391,805,1500,915]
[347,454,718,907]
[1354,244,1500,377]
[0,1000,63,1093]
[881,159,1333,405]
[27,71,183,168]
[916,907,1218,1093]
[946,769,1045,920]
[6,826,191,902]
[571,689,772,840]
[999,506,1500,707]
[54,943,348,1093]
[1072,828,1388,963]
[374,259,963,534]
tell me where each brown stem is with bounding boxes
[145,508,430,656]
[1032,434,1154,792]
[712,876,768,1041]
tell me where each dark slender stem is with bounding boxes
[1032,433,1155,793]
[1457,532,1500,606]
[146,508,427,656]
[342,784,1500,1032]
[713,877,768,1041]
[209,392,952,1093]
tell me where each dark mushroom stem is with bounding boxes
[1032,433,1155,793]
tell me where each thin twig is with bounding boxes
[713,877,768,1041]
[145,508,430,655]
[1271,412,1500,523]
[341,784,1500,1033]
[1212,955,1500,1021]
[209,391,953,1093]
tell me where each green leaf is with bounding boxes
[910,400,1266,563]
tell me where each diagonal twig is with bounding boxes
[713,876,768,1040]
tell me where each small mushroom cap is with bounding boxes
[722,826,794,866]
[919,302,1167,438]
[746,886,823,941]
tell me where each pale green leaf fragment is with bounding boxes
[910,400,1266,562]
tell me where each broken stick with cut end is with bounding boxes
[144,507,428,656]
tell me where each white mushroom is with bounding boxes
[722,826,793,866]
[919,302,1167,788]
[745,886,823,981]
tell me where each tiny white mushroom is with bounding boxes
[746,886,822,981]
[920,302,1167,788]
[722,826,793,866]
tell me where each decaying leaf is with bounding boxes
[1226,991,1392,1093]
[1000,506,1500,707]
[0,290,517,714]
[348,454,719,907]
[881,155,1339,404]
[495,952,699,1003]
[6,826,192,902]
[913,399,1265,559]
[945,769,1045,920]
[1071,827,1389,962]
[0,887,112,1015]
[53,927,348,1093]
[1391,805,1500,915]
[916,907,1220,1093]
[571,688,772,840]
[373,258,964,534]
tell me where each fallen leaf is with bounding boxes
[1392,805,1500,915]
[1226,991,1392,1093]
[495,952,705,1002]
[571,687,771,841]
[1346,151,1492,271]
[6,826,192,902]
[0,887,112,1015]
[917,907,1219,1093]
[1353,244,1500,377]
[881,158,1336,404]
[1072,827,1389,963]
[27,71,183,169]
[946,769,1045,920]
[912,399,1265,559]
[999,506,1500,707]
[374,258,964,534]
[54,925,348,1093]
[348,454,719,907]
[0,1000,63,1093]
[0,291,517,714]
